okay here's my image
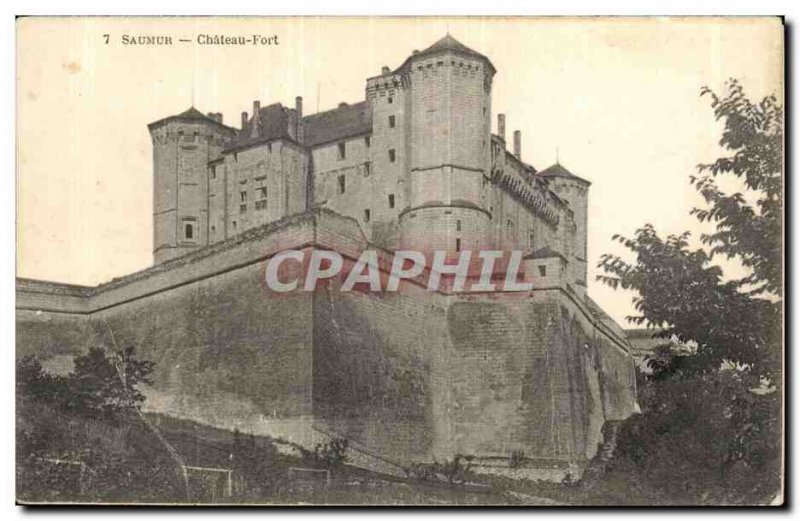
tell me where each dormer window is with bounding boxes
[338,142,346,160]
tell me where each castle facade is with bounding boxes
[17,36,638,481]
[149,35,588,294]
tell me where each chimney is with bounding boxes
[381,66,390,75]
[251,101,261,138]
[338,102,348,109]
[241,111,248,130]
[216,112,223,124]
[295,96,303,142]
[513,130,521,159]
[498,114,506,142]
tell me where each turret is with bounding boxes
[397,35,496,256]
[538,163,591,292]
[148,107,235,264]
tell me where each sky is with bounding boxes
[16,17,783,324]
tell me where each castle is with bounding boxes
[17,36,638,480]
[149,34,587,289]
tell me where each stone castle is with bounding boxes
[17,35,638,480]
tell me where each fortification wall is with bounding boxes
[16,208,637,479]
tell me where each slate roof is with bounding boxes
[525,247,568,262]
[301,101,372,147]
[394,34,496,75]
[225,103,294,151]
[148,106,236,133]
[174,107,210,120]
[537,163,591,185]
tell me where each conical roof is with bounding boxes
[538,163,590,185]
[419,34,487,60]
[174,106,211,120]
[394,34,495,75]
[148,106,235,133]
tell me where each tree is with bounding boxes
[598,79,782,503]
[67,345,154,417]
[17,355,69,406]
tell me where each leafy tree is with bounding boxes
[598,79,782,503]
[67,346,154,417]
[17,355,70,406]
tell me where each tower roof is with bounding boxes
[394,34,496,75]
[419,34,486,60]
[538,163,591,185]
[148,106,235,133]
[174,106,210,120]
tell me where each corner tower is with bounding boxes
[148,108,235,264]
[539,163,591,291]
[398,35,495,255]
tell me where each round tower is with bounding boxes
[539,163,591,291]
[148,108,235,264]
[397,35,495,256]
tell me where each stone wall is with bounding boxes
[16,208,637,479]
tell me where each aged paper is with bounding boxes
[16,16,784,505]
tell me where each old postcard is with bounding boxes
[15,16,784,506]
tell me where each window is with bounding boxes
[538,265,547,277]
[456,219,462,231]
[506,219,514,238]
[211,225,216,235]
[338,174,346,194]
[389,115,396,128]
[338,142,346,160]
[365,136,371,147]
[184,223,194,240]
[255,187,268,211]
[364,162,371,176]
[388,194,395,208]
[528,230,535,248]
[240,204,247,214]
[364,209,371,222]
[240,191,248,202]
[232,220,237,230]
[388,96,393,104]
[211,166,216,180]
[455,238,461,252]
[388,149,396,163]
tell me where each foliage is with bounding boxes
[311,437,349,468]
[597,79,782,504]
[509,450,525,470]
[405,454,476,485]
[68,346,155,417]
[17,346,154,420]
[16,347,182,502]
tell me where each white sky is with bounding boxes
[16,17,783,324]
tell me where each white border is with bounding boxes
[3,2,796,519]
